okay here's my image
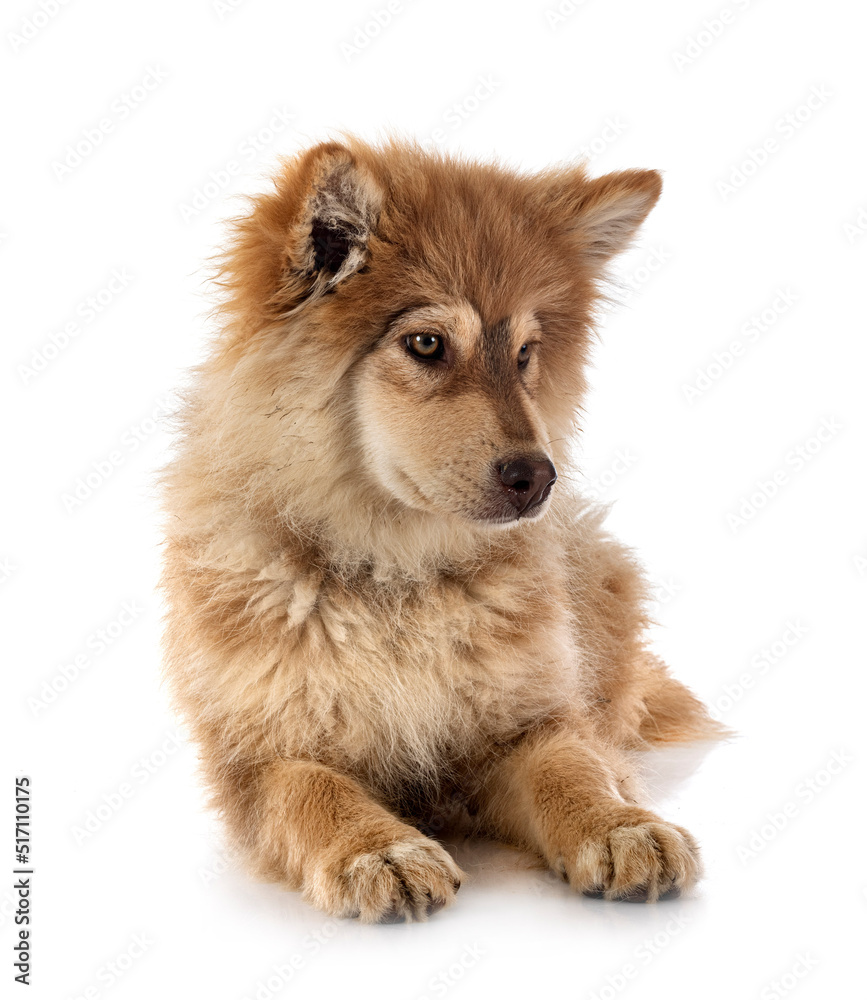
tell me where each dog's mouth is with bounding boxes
[474,478,556,525]
[382,458,556,526]
[521,479,556,516]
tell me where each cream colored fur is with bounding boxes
[161,137,726,922]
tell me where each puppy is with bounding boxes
[161,137,726,922]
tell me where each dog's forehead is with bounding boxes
[375,164,565,319]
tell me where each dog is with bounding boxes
[161,136,726,922]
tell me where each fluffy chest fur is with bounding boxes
[168,524,590,796]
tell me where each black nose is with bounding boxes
[497,457,557,516]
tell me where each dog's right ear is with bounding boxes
[280,142,383,313]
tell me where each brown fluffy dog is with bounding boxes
[161,137,725,922]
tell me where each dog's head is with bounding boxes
[211,138,660,541]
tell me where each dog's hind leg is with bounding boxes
[633,652,733,745]
[472,726,702,902]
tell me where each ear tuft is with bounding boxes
[310,218,357,274]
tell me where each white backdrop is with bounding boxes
[3,1,866,997]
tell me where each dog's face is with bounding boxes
[354,300,557,525]
[217,139,661,533]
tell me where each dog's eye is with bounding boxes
[405,333,444,361]
[517,343,531,369]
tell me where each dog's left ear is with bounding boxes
[554,168,662,263]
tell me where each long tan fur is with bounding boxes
[161,136,727,922]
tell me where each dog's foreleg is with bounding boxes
[235,759,463,921]
[476,728,702,901]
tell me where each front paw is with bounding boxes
[303,832,464,923]
[554,806,702,903]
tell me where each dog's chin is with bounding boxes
[468,493,555,529]
[476,508,550,530]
